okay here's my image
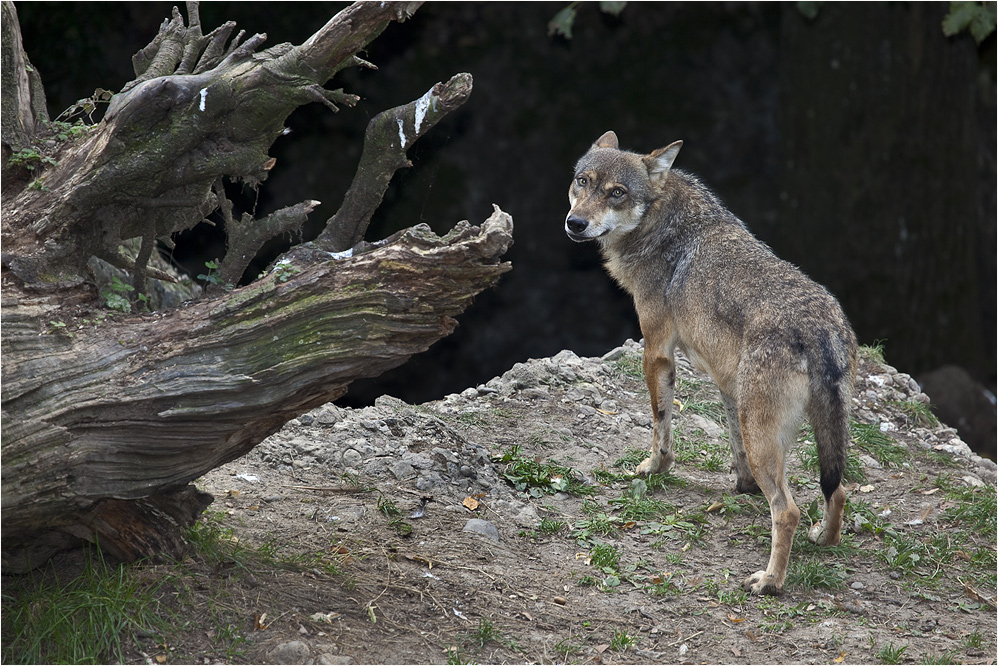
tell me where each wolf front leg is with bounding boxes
[635,341,676,476]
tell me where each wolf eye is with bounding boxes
[610,187,626,198]
[576,176,588,187]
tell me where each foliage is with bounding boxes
[0,547,168,665]
[7,147,58,172]
[548,1,628,39]
[101,275,135,313]
[942,1,996,44]
[493,444,595,497]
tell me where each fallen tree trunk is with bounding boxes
[1,1,513,571]
[2,209,512,571]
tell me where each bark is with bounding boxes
[0,1,514,571]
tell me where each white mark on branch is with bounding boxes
[199,88,208,112]
[328,249,353,260]
[414,89,434,135]
[397,118,407,149]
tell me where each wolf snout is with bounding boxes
[565,215,591,241]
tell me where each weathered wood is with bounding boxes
[1,208,513,571]
[0,1,514,571]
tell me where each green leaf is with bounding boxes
[548,6,577,39]
[942,1,997,43]
[797,1,823,20]
[599,1,627,17]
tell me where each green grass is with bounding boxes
[1,547,169,665]
[785,558,847,591]
[850,420,909,467]
[609,629,637,651]
[795,442,868,484]
[493,444,597,497]
[876,641,908,664]
[889,399,940,428]
[859,341,887,364]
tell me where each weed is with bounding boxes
[198,259,223,287]
[588,542,621,570]
[876,641,908,664]
[942,486,997,536]
[444,645,473,665]
[377,494,403,518]
[608,481,674,521]
[859,341,887,364]
[493,445,596,498]
[641,510,709,547]
[101,275,135,313]
[785,558,847,591]
[961,628,985,649]
[889,399,940,428]
[920,650,958,665]
[553,636,584,659]
[850,420,909,467]
[272,259,300,282]
[646,571,682,597]
[0,547,168,665]
[796,441,867,484]
[609,629,637,651]
[614,447,650,469]
[610,353,644,380]
[538,517,565,534]
[7,147,58,172]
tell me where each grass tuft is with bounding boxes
[1,547,169,665]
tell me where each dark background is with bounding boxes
[16,2,996,453]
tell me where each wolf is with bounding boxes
[565,131,858,595]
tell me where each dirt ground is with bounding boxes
[33,341,998,664]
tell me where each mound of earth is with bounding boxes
[99,341,998,663]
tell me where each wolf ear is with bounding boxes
[644,140,683,179]
[593,131,619,150]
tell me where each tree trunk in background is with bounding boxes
[1,1,513,571]
[777,2,992,380]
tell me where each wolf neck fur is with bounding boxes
[597,169,733,299]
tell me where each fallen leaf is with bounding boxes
[921,487,941,495]
[403,553,434,568]
[553,596,567,605]
[726,613,745,623]
[706,500,725,513]
[622,521,637,529]
[859,485,875,493]
[520,611,533,621]
[155,655,167,664]
[462,496,479,511]
[595,408,619,416]
[744,629,760,641]
[731,646,742,657]
[833,651,846,663]
[225,490,241,497]
[254,612,268,631]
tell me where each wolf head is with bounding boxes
[565,131,683,243]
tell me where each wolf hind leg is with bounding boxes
[636,345,676,476]
[738,377,807,595]
[722,393,760,494]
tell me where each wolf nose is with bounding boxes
[566,216,589,234]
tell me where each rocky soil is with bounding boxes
[56,341,998,663]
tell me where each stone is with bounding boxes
[266,640,311,664]
[462,518,500,543]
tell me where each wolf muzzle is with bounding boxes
[565,215,596,242]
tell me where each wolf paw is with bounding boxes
[634,455,673,477]
[742,571,782,596]
[807,522,840,546]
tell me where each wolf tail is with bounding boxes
[807,330,857,503]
